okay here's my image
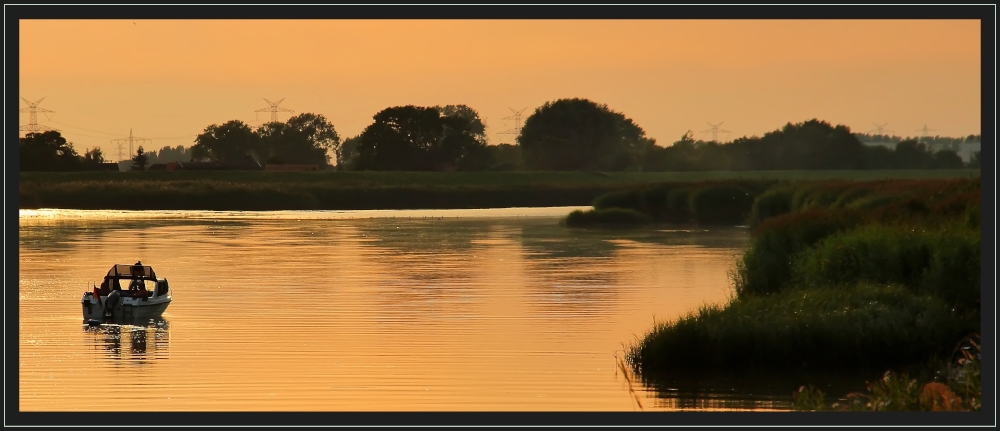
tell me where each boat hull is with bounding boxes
[82,293,171,325]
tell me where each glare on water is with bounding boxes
[18,208,787,412]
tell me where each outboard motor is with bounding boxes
[104,289,121,321]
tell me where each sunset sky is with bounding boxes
[18,19,982,162]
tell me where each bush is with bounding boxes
[562,208,653,227]
[627,283,974,377]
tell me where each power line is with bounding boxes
[499,107,527,139]
[916,124,935,140]
[867,122,894,135]
[255,98,294,123]
[19,97,59,135]
[111,128,152,162]
[44,119,124,137]
[700,122,730,142]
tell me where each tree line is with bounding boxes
[18,98,982,172]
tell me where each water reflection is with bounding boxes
[19,217,252,252]
[84,318,170,365]
[21,209,763,411]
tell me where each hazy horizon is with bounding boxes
[18,19,982,161]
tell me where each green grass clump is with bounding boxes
[562,208,652,228]
[688,183,758,225]
[746,184,796,228]
[734,209,863,296]
[628,176,981,409]
[793,224,980,313]
[627,282,975,377]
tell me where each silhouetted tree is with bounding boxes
[486,143,523,170]
[257,113,341,167]
[969,151,981,168]
[931,149,965,169]
[337,135,362,171]
[130,146,149,171]
[748,119,865,170]
[192,120,260,163]
[893,139,934,169]
[353,105,488,171]
[19,130,82,171]
[83,147,106,164]
[518,98,655,171]
[148,145,192,164]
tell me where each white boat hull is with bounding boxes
[82,293,171,325]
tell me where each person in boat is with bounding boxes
[128,277,145,292]
[128,262,150,298]
[104,282,122,319]
[98,279,111,296]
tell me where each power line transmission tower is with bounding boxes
[867,122,894,135]
[19,97,58,135]
[700,122,730,142]
[111,128,152,162]
[499,107,527,140]
[256,98,294,123]
[916,124,935,142]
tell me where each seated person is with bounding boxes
[97,280,112,296]
[128,277,148,297]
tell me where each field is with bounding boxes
[19,169,980,210]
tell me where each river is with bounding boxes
[17,207,792,412]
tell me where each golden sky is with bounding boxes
[18,19,982,161]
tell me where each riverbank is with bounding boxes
[18,169,978,210]
[619,176,981,409]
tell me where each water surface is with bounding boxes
[18,207,787,411]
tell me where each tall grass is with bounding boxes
[627,282,975,376]
[579,179,774,227]
[626,176,981,407]
[792,223,980,313]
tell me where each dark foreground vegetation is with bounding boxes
[610,177,982,411]
[18,170,977,211]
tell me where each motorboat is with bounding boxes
[82,261,171,325]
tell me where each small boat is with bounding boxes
[82,261,171,325]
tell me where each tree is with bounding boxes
[931,149,965,169]
[83,147,106,164]
[355,106,441,171]
[257,113,341,167]
[151,145,192,163]
[969,151,980,168]
[192,120,259,163]
[19,130,82,171]
[434,105,489,170]
[486,143,522,171]
[517,98,655,171]
[130,146,149,171]
[354,105,488,171]
[893,139,934,169]
[337,135,362,171]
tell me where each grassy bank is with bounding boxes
[622,177,981,409]
[18,169,978,210]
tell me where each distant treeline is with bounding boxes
[18,98,983,173]
[855,132,981,146]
